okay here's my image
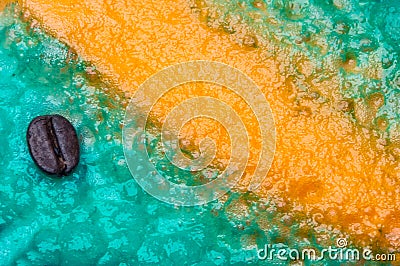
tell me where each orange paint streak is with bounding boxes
[20,0,400,251]
[0,0,14,10]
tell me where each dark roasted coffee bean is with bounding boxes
[27,115,80,176]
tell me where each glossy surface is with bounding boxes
[194,0,400,145]
[19,0,400,252]
[27,115,80,175]
[1,5,320,265]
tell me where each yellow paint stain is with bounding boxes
[0,0,14,10]
[19,0,400,251]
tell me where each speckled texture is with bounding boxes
[0,5,354,265]
[17,0,400,254]
[192,0,400,139]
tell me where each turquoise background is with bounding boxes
[0,2,396,265]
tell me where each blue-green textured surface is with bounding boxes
[0,3,394,266]
[0,5,275,266]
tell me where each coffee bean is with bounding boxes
[27,115,80,176]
